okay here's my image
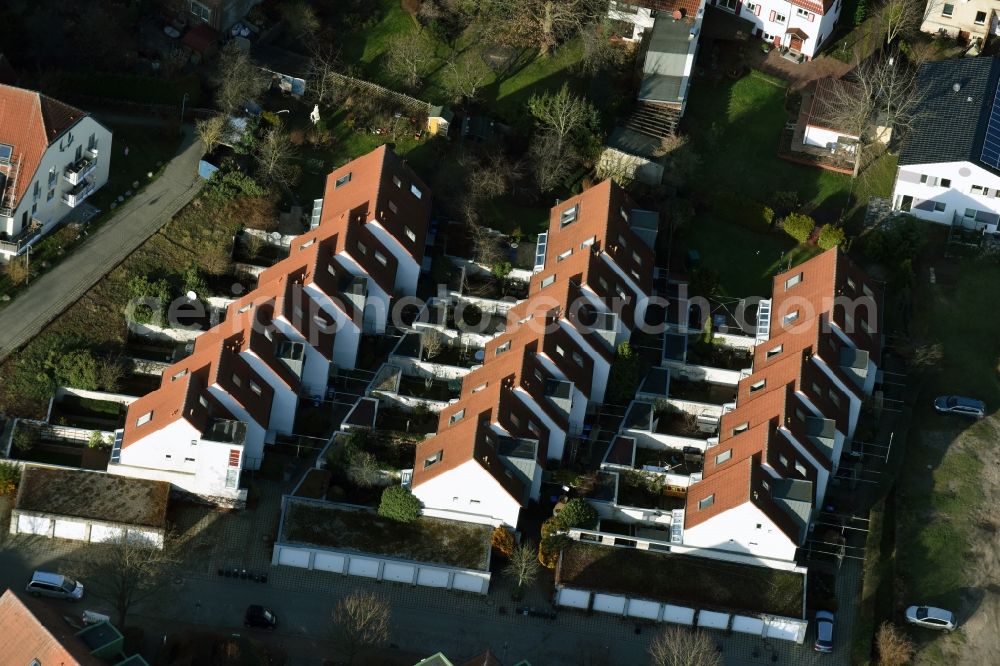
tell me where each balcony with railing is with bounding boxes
[62,179,97,208]
[64,156,98,186]
[0,219,42,255]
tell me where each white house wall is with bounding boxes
[411,460,522,527]
[300,284,361,371]
[559,319,611,403]
[335,253,391,333]
[682,501,798,561]
[206,384,267,466]
[366,221,420,296]
[513,387,567,461]
[240,351,297,435]
[803,124,856,149]
[920,0,996,39]
[736,0,841,59]
[892,160,1000,231]
[2,116,113,246]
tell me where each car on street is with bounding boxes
[25,571,84,601]
[814,610,835,653]
[244,604,278,630]
[933,395,985,419]
[905,605,956,632]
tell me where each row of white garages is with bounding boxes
[556,586,808,644]
[273,543,491,594]
[11,511,166,548]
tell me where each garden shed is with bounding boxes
[10,465,170,548]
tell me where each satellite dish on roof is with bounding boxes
[186,290,197,301]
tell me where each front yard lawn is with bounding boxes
[558,541,804,617]
[282,500,491,570]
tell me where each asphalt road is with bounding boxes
[0,126,203,360]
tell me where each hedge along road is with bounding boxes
[0,125,203,361]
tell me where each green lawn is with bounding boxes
[680,71,897,296]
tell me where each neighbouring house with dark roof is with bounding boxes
[0,83,112,258]
[714,0,842,60]
[892,56,1000,232]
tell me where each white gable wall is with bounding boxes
[682,501,798,562]
[300,284,362,370]
[892,160,1000,231]
[206,384,267,468]
[365,220,420,296]
[239,350,297,435]
[736,0,841,59]
[412,460,522,527]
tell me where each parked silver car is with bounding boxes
[905,605,956,632]
[25,571,84,601]
[814,610,835,653]
[933,395,985,419]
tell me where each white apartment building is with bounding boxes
[920,0,999,44]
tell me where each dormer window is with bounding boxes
[136,411,153,427]
[561,205,579,226]
[784,273,803,290]
[335,172,352,188]
[783,310,800,325]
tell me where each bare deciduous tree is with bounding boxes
[333,591,391,665]
[876,622,915,666]
[280,0,320,46]
[386,32,435,90]
[503,542,541,590]
[97,355,126,393]
[421,330,444,360]
[195,115,228,155]
[596,149,637,188]
[530,132,573,192]
[443,53,492,103]
[528,83,600,153]
[484,0,608,57]
[467,151,524,202]
[77,532,179,627]
[469,223,505,271]
[5,254,29,286]
[255,128,300,187]
[578,20,631,75]
[875,0,921,46]
[215,41,269,114]
[306,43,343,107]
[648,626,723,666]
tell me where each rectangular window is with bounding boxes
[189,0,211,22]
[136,411,153,426]
[572,351,584,367]
[249,380,262,396]
[920,174,928,183]
[557,248,573,262]
[388,200,398,214]
[528,420,541,436]
[48,167,56,186]
[405,226,416,242]
[199,395,209,409]
[172,369,188,381]
[715,449,732,465]
[811,382,821,396]
[933,202,946,212]
[561,205,579,226]
[941,178,951,188]
[965,207,977,218]
[774,13,786,23]
[184,457,196,462]
[779,454,789,467]
[356,242,367,255]
[972,185,985,194]
[631,250,642,265]
[750,380,766,393]
[617,234,628,249]
[766,345,783,359]
[472,383,488,393]
[795,408,806,422]
[783,310,800,325]
[393,175,402,188]
[510,412,521,427]
[796,7,810,17]
[828,390,841,408]
[335,172,352,188]
[232,374,242,387]
[733,422,749,434]
[846,276,856,291]
[540,274,556,288]
[746,1,759,13]
[976,10,987,24]
[555,344,566,357]
[410,183,423,199]
[47,188,54,202]
[374,251,388,266]
[795,461,807,475]
[597,276,609,291]
[424,451,443,468]
[698,494,715,510]
[449,409,465,424]
[580,236,596,249]
[0,143,11,164]
[33,181,40,199]
[784,273,803,290]
[942,3,954,17]
[495,341,511,355]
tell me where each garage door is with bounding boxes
[698,610,730,629]
[347,557,379,578]
[17,514,50,536]
[277,547,311,568]
[764,618,805,642]
[626,599,660,620]
[382,562,415,584]
[452,572,486,594]
[732,616,765,635]
[89,524,124,543]
[556,588,590,609]
[663,604,695,625]
[416,568,449,588]
[313,552,345,573]
[593,593,626,615]
[53,519,87,541]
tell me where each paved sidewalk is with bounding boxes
[0,127,204,360]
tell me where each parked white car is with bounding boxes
[905,605,956,632]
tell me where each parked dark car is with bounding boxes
[517,606,556,620]
[933,395,985,419]
[814,611,835,653]
[244,604,278,630]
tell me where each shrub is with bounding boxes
[817,224,846,250]
[0,461,21,496]
[554,498,599,530]
[87,431,111,449]
[12,426,39,453]
[491,526,516,556]
[378,486,422,523]
[854,0,868,25]
[782,212,816,243]
[876,622,914,666]
[538,531,570,569]
[771,190,800,215]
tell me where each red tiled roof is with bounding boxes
[0,84,88,210]
[790,0,835,15]
[0,589,100,665]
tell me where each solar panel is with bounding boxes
[980,82,1000,169]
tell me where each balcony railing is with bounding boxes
[0,221,43,255]
[64,156,97,186]
[62,179,97,208]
